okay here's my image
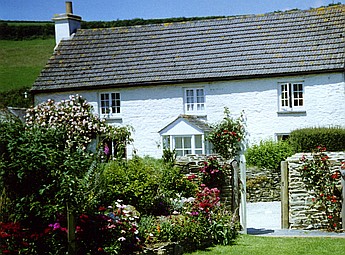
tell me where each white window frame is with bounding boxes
[163,134,207,156]
[184,88,205,114]
[278,82,304,112]
[99,92,121,118]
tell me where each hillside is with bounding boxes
[0,38,55,93]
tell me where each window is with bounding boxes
[102,138,126,160]
[279,82,304,112]
[163,134,206,156]
[100,92,120,117]
[185,88,205,113]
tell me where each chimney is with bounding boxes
[52,1,82,46]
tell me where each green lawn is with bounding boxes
[0,38,55,92]
[186,235,345,255]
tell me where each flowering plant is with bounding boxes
[199,156,229,188]
[207,108,246,160]
[299,146,342,230]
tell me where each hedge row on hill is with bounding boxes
[1,17,224,40]
[0,23,54,40]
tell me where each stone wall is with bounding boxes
[286,152,345,229]
[246,167,281,202]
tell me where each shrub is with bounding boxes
[289,127,345,152]
[207,108,246,160]
[100,157,163,215]
[0,86,33,108]
[245,140,294,171]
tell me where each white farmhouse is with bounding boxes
[32,3,345,158]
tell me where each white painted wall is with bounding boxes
[34,72,345,158]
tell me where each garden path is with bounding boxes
[246,201,345,237]
[247,201,281,230]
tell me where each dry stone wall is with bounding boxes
[286,152,345,229]
[246,167,281,202]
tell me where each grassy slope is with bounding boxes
[0,38,55,92]
[187,235,345,255]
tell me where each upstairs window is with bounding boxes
[185,88,205,113]
[279,83,304,112]
[100,92,120,117]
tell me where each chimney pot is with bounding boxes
[66,1,73,14]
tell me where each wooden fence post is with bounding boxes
[239,153,247,234]
[67,203,76,255]
[281,161,289,229]
[231,160,240,222]
[340,169,345,230]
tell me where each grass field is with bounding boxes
[0,38,55,92]
[186,235,345,255]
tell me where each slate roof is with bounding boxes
[32,5,345,92]
[158,115,212,134]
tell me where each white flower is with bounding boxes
[118,237,126,242]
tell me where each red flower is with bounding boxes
[98,206,107,212]
[331,172,339,179]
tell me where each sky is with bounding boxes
[1,0,344,21]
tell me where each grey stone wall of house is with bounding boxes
[286,152,345,229]
[246,167,281,202]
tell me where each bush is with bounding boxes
[245,140,294,171]
[207,108,246,160]
[0,86,33,108]
[100,157,161,215]
[289,127,345,152]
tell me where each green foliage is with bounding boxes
[162,148,176,166]
[298,147,342,230]
[100,157,163,214]
[207,108,246,160]
[1,125,68,225]
[0,22,54,40]
[0,86,33,108]
[288,127,345,152]
[81,16,225,29]
[246,175,269,190]
[245,140,294,171]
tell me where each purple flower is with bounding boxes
[53,223,61,230]
[104,144,110,155]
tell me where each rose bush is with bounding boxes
[207,108,246,160]
[299,146,342,230]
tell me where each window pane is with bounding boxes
[163,136,170,149]
[195,135,202,149]
[184,137,191,148]
[184,150,191,155]
[175,150,183,157]
[186,90,194,103]
[100,93,110,114]
[111,93,121,113]
[175,137,182,149]
[281,84,289,107]
[195,150,202,155]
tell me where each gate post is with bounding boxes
[340,168,345,230]
[240,154,247,234]
[281,161,289,229]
